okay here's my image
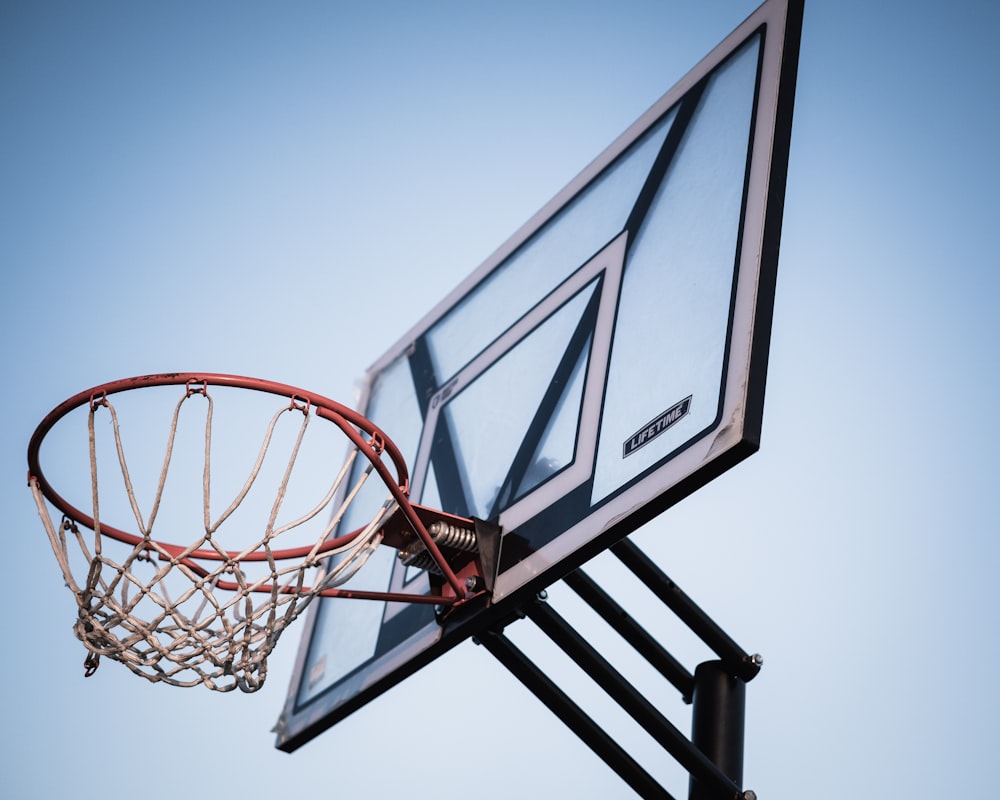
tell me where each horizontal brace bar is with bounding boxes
[525,599,743,799]
[563,568,695,702]
[611,539,760,682]
[476,629,677,800]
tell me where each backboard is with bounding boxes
[276,0,801,751]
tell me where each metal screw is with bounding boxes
[751,653,764,667]
[536,589,548,601]
[741,791,757,800]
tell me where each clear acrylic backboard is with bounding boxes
[276,0,801,750]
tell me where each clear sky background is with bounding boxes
[2,1,998,797]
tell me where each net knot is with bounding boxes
[83,653,100,677]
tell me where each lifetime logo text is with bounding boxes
[622,395,692,458]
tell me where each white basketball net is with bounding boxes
[30,385,397,692]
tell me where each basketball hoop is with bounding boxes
[27,373,489,692]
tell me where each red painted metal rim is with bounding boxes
[26,372,408,562]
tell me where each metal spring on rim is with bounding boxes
[397,520,478,574]
[398,546,442,575]
[428,520,478,553]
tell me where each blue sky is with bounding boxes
[3,1,999,797]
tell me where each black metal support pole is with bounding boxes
[563,568,695,702]
[611,539,761,682]
[476,628,677,800]
[689,661,748,800]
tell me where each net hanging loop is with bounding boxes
[27,373,490,693]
